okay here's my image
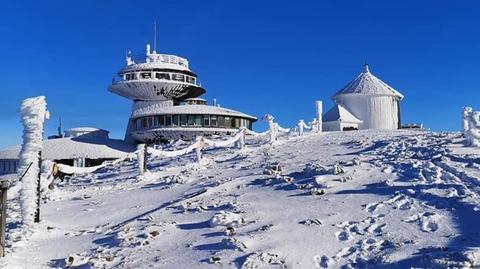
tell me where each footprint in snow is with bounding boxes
[335,230,351,241]
[313,255,331,268]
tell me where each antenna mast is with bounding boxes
[153,20,157,53]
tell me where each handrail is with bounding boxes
[111,73,201,87]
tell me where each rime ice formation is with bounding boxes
[18,96,49,231]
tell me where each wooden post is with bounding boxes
[0,181,7,257]
[34,151,41,223]
[143,144,148,172]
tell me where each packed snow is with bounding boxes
[2,129,480,268]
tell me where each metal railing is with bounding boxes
[111,73,202,87]
[130,54,189,68]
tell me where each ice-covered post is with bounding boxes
[238,128,246,149]
[298,120,305,136]
[316,101,323,133]
[137,144,146,174]
[463,107,472,135]
[195,136,204,162]
[18,96,49,229]
[263,114,277,143]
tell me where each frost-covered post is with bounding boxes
[463,107,472,135]
[195,136,205,162]
[238,128,246,149]
[18,96,49,229]
[137,144,147,174]
[298,120,305,136]
[316,101,323,132]
[263,114,277,143]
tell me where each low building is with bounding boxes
[0,127,136,176]
[322,104,362,131]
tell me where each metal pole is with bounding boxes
[34,151,41,223]
[143,144,148,172]
[0,183,7,257]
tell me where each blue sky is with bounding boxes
[1,0,480,148]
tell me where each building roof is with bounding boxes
[66,127,108,133]
[323,104,362,123]
[0,136,136,161]
[132,104,258,121]
[333,64,403,99]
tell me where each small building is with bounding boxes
[322,104,362,131]
[0,127,136,176]
[330,64,403,130]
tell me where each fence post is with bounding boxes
[34,151,41,223]
[0,181,7,257]
[239,129,246,149]
[316,100,323,133]
[298,120,304,136]
[137,144,146,174]
[195,136,204,163]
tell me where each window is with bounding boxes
[159,115,165,126]
[225,117,232,128]
[141,72,152,79]
[172,115,179,126]
[156,73,170,80]
[136,119,142,129]
[210,116,217,127]
[187,115,195,126]
[141,118,147,128]
[203,115,210,127]
[233,118,240,128]
[186,76,196,84]
[148,117,154,127]
[181,114,188,126]
[125,73,135,80]
[165,115,172,126]
[194,115,202,126]
[154,116,161,126]
[218,116,225,127]
[172,73,185,82]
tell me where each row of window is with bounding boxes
[0,160,18,175]
[135,114,253,130]
[124,72,196,84]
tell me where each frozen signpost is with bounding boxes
[18,96,49,231]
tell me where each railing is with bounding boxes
[129,54,189,68]
[111,73,202,87]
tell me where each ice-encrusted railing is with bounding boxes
[463,107,480,147]
[56,113,315,176]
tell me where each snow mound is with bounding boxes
[209,211,244,228]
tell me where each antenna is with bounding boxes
[153,20,157,53]
[57,116,62,137]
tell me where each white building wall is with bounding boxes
[333,95,400,130]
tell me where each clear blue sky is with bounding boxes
[1,0,479,148]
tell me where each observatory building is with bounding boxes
[323,64,403,131]
[109,44,257,143]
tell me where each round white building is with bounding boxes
[332,64,404,130]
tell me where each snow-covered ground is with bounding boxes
[2,130,480,268]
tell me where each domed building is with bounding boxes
[325,64,404,131]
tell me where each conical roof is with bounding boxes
[323,104,362,123]
[332,64,403,99]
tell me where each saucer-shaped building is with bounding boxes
[109,44,257,143]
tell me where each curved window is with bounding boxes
[172,74,185,82]
[156,73,170,80]
[134,115,252,131]
[141,72,152,79]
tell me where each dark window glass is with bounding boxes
[225,117,231,128]
[156,73,170,80]
[181,114,188,126]
[159,115,165,126]
[165,115,172,126]
[188,115,195,125]
[218,116,225,127]
[211,116,217,127]
[194,115,202,126]
[203,115,210,127]
[172,73,185,82]
[186,76,195,84]
[233,118,240,128]
[172,115,179,126]
[141,72,152,79]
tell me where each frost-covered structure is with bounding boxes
[109,44,257,143]
[323,104,362,131]
[326,64,403,130]
[463,107,480,147]
[0,127,136,173]
[18,96,48,229]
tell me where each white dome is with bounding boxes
[333,64,403,99]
